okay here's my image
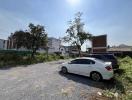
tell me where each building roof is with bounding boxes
[108,47,132,52]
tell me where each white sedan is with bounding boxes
[60,57,113,81]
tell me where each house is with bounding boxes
[92,35,107,53]
[0,39,7,50]
[59,46,79,56]
[7,33,16,50]
[47,37,61,53]
[108,45,132,56]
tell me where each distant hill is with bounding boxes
[118,44,131,47]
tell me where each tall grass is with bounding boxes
[0,52,69,68]
[103,56,132,100]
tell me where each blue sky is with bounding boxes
[0,0,132,50]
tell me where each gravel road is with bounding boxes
[0,60,105,100]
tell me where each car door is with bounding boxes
[68,59,82,74]
[78,59,95,76]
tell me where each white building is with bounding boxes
[0,39,7,50]
[48,37,61,53]
[59,46,79,56]
[59,46,68,56]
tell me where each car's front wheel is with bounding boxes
[90,72,102,81]
[61,67,68,74]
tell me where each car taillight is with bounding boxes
[105,66,113,71]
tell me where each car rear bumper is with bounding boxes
[102,71,114,80]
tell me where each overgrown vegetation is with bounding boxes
[63,12,92,57]
[9,23,48,58]
[0,50,69,68]
[103,56,132,100]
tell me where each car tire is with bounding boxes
[61,67,68,74]
[90,72,102,81]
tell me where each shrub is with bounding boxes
[60,55,65,59]
[103,56,132,99]
[0,51,70,68]
[35,54,46,63]
[0,50,32,56]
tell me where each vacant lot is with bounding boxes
[1,57,131,100]
[0,60,107,100]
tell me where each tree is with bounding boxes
[12,23,48,57]
[63,12,92,56]
[12,30,31,49]
[28,23,48,57]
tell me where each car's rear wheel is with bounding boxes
[90,72,102,81]
[61,67,68,74]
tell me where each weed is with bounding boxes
[103,56,132,100]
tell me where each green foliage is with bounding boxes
[47,54,60,61]
[103,56,132,100]
[35,54,46,63]
[28,23,48,57]
[11,23,48,57]
[0,50,33,67]
[12,30,31,49]
[63,12,92,56]
[60,55,65,59]
[0,51,69,68]
[0,50,32,56]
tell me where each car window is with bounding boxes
[91,55,103,59]
[94,55,102,59]
[70,59,81,64]
[95,58,105,63]
[70,59,95,64]
[103,55,116,60]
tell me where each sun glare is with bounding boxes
[67,0,80,6]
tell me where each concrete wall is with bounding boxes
[48,37,61,53]
[4,40,7,49]
[0,39,4,49]
[0,39,7,50]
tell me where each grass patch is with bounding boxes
[0,51,70,68]
[103,56,132,100]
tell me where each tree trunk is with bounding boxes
[78,48,81,57]
[46,47,49,59]
[31,48,36,58]
[77,45,81,57]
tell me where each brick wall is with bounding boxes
[92,35,107,53]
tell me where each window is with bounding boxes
[70,59,81,64]
[103,55,115,60]
[92,55,102,59]
[79,59,95,64]
[70,59,95,64]
[61,49,63,51]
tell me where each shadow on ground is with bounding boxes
[59,71,126,93]
[59,71,114,90]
